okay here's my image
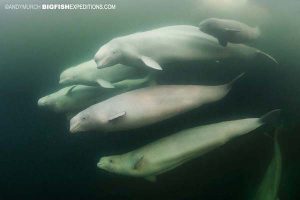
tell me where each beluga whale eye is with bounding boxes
[82,116,87,120]
[112,49,119,55]
[109,159,113,163]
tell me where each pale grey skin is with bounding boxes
[37,85,109,114]
[94,25,277,70]
[59,60,149,88]
[199,18,260,47]
[253,128,282,200]
[38,74,154,115]
[69,74,243,133]
[97,110,280,182]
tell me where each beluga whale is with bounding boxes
[97,110,281,182]
[199,18,260,47]
[59,60,152,88]
[38,73,155,116]
[94,25,277,70]
[37,85,112,115]
[69,73,244,133]
[253,128,282,200]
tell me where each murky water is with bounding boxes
[0,0,300,199]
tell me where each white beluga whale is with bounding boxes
[97,109,281,182]
[38,74,154,115]
[199,18,260,47]
[94,25,277,70]
[38,85,110,115]
[59,60,150,88]
[69,73,244,133]
[253,128,282,200]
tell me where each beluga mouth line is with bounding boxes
[70,123,80,133]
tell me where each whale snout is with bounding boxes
[37,98,47,107]
[198,22,208,32]
[69,116,82,133]
[94,57,110,69]
[59,74,72,85]
[97,157,109,169]
[59,78,65,84]
[198,22,204,28]
[97,162,104,169]
[94,51,104,69]
[95,61,103,69]
[94,48,116,69]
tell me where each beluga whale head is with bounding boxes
[97,154,142,176]
[59,60,99,85]
[38,95,64,112]
[198,18,220,36]
[59,65,86,85]
[69,109,100,133]
[97,155,125,173]
[59,69,77,85]
[37,86,78,113]
[37,96,49,107]
[38,95,66,113]
[94,39,123,69]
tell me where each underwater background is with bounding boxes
[1,0,300,199]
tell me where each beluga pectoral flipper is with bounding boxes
[140,56,163,70]
[256,50,279,64]
[96,79,115,88]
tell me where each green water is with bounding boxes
[1,0,300,199]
